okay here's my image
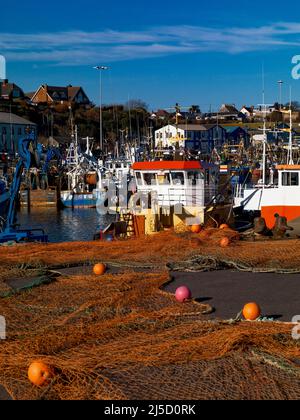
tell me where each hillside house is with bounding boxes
[155,124,226,153]
[0,80,25,101]
[204,104,245,122]
[240,106,254,119]
[29,84,91,105]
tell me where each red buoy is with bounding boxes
[175,286,192,303]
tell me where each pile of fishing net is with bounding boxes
[1,229,300,270]
[0,229,299,400]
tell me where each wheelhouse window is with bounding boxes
[282,172,299,186]
[143,172,157,186]
[136,172,143,186]
[157,172,170,185]
[171,172,185,185]
[187,171,203,185]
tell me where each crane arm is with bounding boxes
[5,136,33,231]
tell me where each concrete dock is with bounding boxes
[166,270,300,322]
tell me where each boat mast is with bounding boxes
[287,87,294,165]
[262,115,267,187]
[262,71,267,187]
[74,125,79,166]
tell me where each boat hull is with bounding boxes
[61,192,96,208]
[261,205,300,232]
[60,190,106,209]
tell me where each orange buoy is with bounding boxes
[93,263,107,276]
[242,303,261,321]
[28,361,54,387]
[220,224,229,230]
[220,237,230,247]
[191,224,202,234]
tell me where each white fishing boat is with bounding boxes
[123,160,227,234]
[233,104,300,232]
[60,128,106,209]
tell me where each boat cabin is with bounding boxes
[105,159,132,177]
[131,161,218,207]
[276,165,300,187]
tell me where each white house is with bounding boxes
[240,106,254,119]
[155,124,226,153]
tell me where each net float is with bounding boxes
[93,263,107,276]
[220,237,230,247]
[220,224,229,230]
[175,286,192,303]
[242,302,261,321]
[28,361,54,387]
[190,225,202,234]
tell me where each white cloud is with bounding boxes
[1,22,300,66]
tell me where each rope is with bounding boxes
[167,255,300,274]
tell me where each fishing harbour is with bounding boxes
[0,22,300,401]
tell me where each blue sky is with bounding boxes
[1,0,300,111]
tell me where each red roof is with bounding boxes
[132,161,202,171]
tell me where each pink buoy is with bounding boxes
[175,286,192,303]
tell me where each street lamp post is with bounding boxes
[93,66,109,152]
[278,80,283,112]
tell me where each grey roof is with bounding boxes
[202,124,224,130]
[175,124,222,131]
[0,112,36,125]
[219,104,239,114]
[176,124,208,131]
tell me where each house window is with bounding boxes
[2,127,7,135]
[282,172,299,186]
[18,128,22,135]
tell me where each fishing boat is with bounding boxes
[233,104,300,232]
[60,128,106,209]
[104,157,132,188]
[121,160,232,234]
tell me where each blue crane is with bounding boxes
[41,146,62,175]
[0,133,48,244]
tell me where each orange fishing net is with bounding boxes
[0,229,299,400]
